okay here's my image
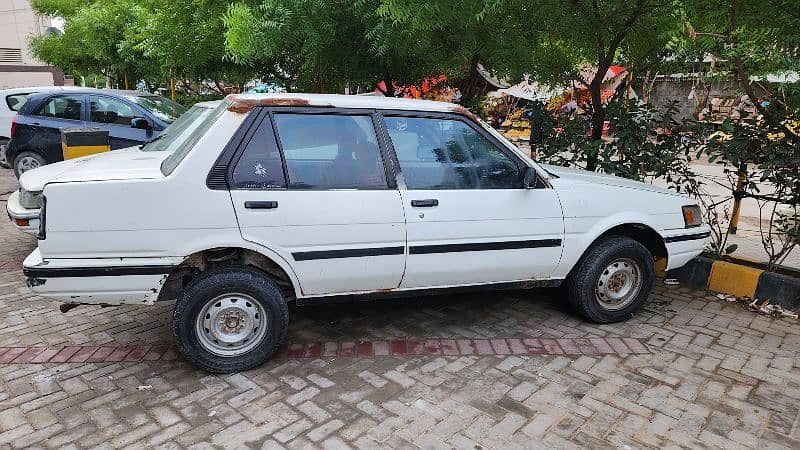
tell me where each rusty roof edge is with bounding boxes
[225,94,479,123]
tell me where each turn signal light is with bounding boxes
[14,218,29,227]
[682,205,702,228]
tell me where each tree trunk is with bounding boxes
[380,70,395,97]
[586,62,610,171]
[457,52,482,105]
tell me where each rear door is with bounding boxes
[25,93,87,162]
[380,113,564,288]
[229,108,407,296]
[88,95,152,148]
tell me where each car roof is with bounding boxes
[17,87,162,98]
[0,86,84,95]
[225,93,478,120]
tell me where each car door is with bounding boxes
[26,93,87,162]
[88,95,152,149]
[229,108,407,296]
[380,113,564,288]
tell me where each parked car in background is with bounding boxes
[7,89,186,176]
[7,101,218,234]
[0,86,82,169]
[21,94,709,373]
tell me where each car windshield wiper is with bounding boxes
[139,133,166,149]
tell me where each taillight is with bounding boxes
[37,196,46,240]
[10,116,16,138]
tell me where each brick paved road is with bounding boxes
[0,169,799,449]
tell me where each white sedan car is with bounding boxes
[21,94,709,373]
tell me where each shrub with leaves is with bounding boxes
[536,99,699,194]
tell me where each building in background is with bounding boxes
[0,0,70,88]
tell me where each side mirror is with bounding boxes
[522,166,538,189]
[130,117,150,130]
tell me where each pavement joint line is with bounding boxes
[0,337,650,364]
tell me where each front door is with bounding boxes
[230,109,406,296]
[89,95,152,149]
[381,114,564,288]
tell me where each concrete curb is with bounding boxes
[666,256,800,311]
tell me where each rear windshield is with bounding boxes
[159,102,227,175]
[126,95,186,123]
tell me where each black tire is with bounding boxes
[173,267,289,373]
[0,139,10,169]
[565,236,654,323]
[13,151,47,178]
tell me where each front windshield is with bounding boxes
[127,95,186,123]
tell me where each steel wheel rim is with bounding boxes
[18,156,41,173]
[195,293,268,357]
[595,258,642,311]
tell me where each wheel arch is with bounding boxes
[591,223,667,261]
[158,245,302,302]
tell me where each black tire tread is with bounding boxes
[172,266,288,373]
[565,235,654,324]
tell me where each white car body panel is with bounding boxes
[232,190,406,295]
[400,188,564,287]
[20,93,709,306]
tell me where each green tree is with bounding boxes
[223,0,450,95]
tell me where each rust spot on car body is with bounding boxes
[450,105,479,123]
[227,95,313,113]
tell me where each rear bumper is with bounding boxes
[663,227,710,270]
[6,190,39,234]
[23,248,181,305]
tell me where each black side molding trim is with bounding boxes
[293,246,404,261]
[23,265,176,278]
[410,239,562,255]
[664,231,711,243]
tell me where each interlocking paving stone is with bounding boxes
[0,169,798,449]
[0,337,651,364]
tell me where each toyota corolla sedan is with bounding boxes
[20,94,709,373]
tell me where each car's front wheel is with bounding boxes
[0,139,10,169]
[13,151,46,177]
[565,236,654,323]
[173,267,289,373]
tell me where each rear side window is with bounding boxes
[90,95,137,125]
[6,93,29,112]
[33,95,83,121]
[273,114,387,190]
[231,118,286,189]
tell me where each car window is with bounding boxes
[384,116,522,189]
[90,95,137,126]
[6,93,30,112]
[33,95,83,121]
[160,102,227,175]
[126,95,186,123]
[231,118,286,189]
[273,114,387,190]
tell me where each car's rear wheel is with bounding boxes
[565,236,654,323]
[0,139,10,169]
[173,267,289,373]
[13,151,46,177]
